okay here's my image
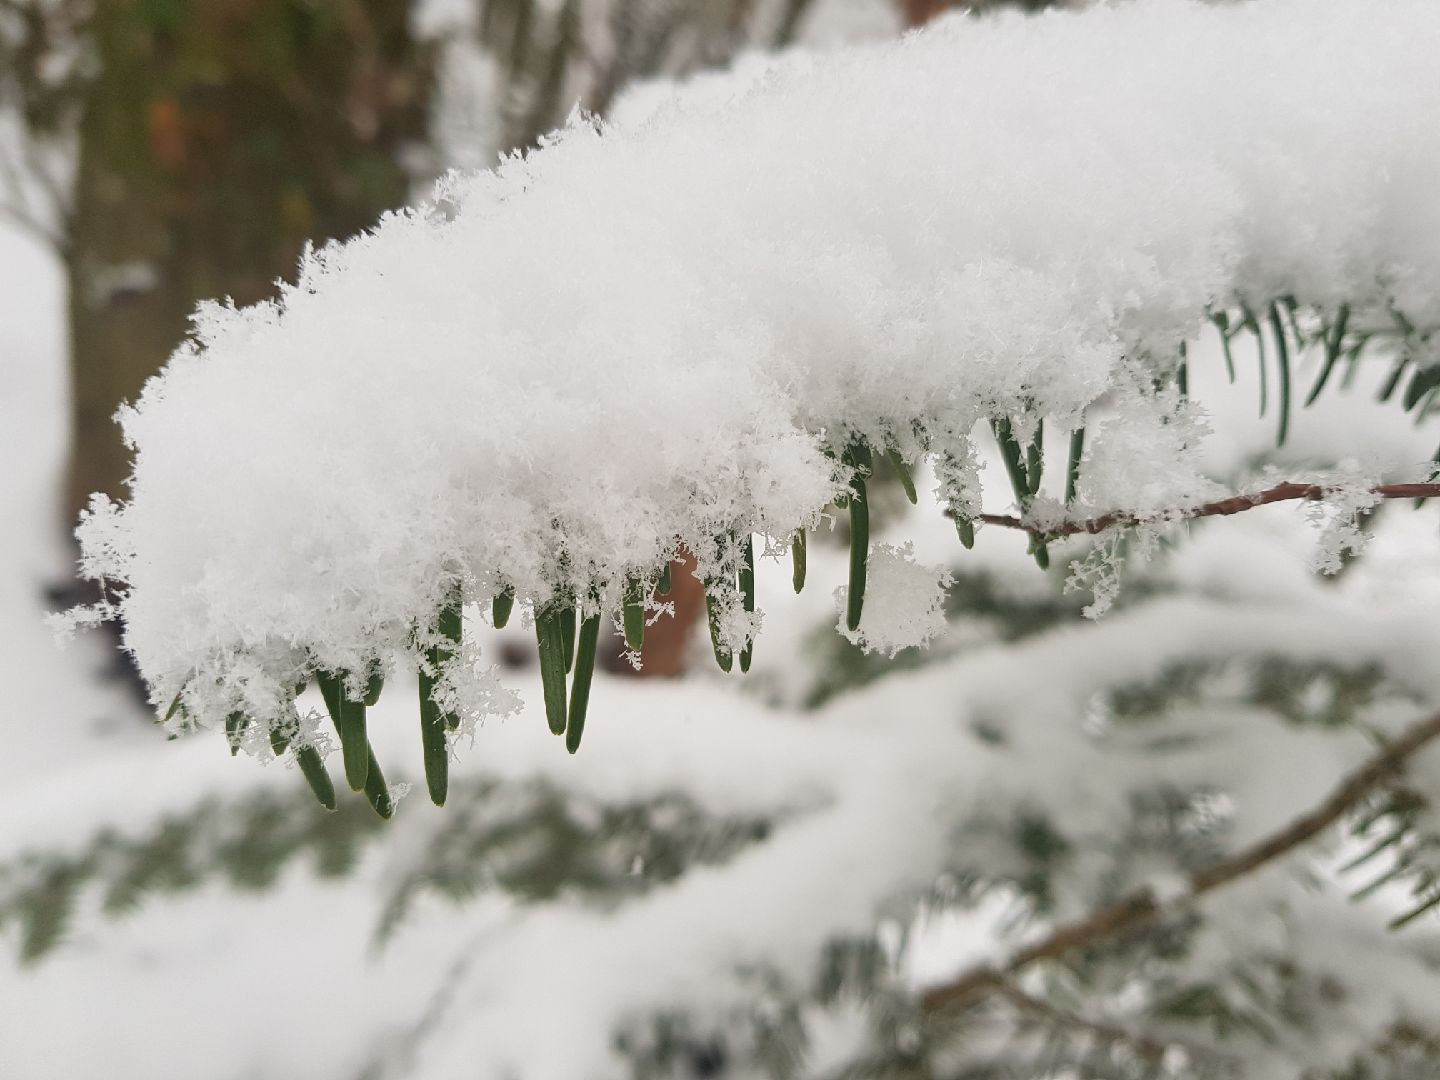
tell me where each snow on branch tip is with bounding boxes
[63,0,1440,812]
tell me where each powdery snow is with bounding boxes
[11,3,1440,1075]
[65,0,1440,747]
[836,541,952,656]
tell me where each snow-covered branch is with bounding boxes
[61,0,1440,808]
[978,482,1440,539]
[921,705,1440,1015]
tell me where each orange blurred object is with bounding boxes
[603,548,707,678]
[146,96,187,170]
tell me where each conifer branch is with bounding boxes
[979,482,1440,539]
[921,706,1440,1014]
[991,979,1210,1067]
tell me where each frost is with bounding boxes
[1302,466,1385,575]
[436,631,524,733]
[1071,380,1223,522]
[52,493,131,636]
[1066,531,1128,621]
[67,0,1440,737]
[836,544,953,657]
[1065,522,1166,620]
[931,432,983,529]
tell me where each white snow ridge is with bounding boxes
[68,0,1440,742]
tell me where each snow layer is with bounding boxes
[11,235,1440,1078]
[836,541,952,656]
[71,0,1440,734]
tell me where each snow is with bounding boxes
[8,1,1440,1077]
[0,221,151,779]
[9,259,1440,1078]
[64,0,1440,749]
[835,541,952,656]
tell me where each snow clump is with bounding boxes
[66,0,1440,744]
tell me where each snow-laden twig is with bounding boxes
[921,706,1440,1014]
[62,0,1440,775]
[978,482,1440,539]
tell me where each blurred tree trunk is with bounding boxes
[66,0,432,521]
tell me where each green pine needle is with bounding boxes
[295,744,337,811]
[623,577,645,652]
[566,611,601,753]
[315,668,369,791]
[739,535,755,672]
[1065,426,1085,507]
[1305,303,1349,406]
[1025,418,1044,497]
[705,588,733,673]
[361,746,394,820]
[224,711,249,757]
[535,606,570,735]
[1268,303,1292,446]
[560,604,577,674]
[362,665,384,707]
[887,448,917,504]
[844,441,872,632]
[492,586,515,628]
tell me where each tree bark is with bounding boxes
[65,0,432,521]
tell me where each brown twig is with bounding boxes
[921,707,1440,1014]
[978,482,1440,539]
[990,979,1200,1066]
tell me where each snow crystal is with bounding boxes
[836,543,952,657]
[66,0,1440,741]
[1301,466,1385,575]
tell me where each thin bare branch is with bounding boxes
[978,482,1440,539]
[0,199,62,249]
[0,134,70,252]
[922,706,1440,1014]
[14,130,72,227]
[0,127,37,213]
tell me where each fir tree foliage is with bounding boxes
[62,0,1440,818]
[28,3,1440,1076]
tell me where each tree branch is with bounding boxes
[977,482,1440,539]
[921,706,1440,1014]
[13,129,72,230]
[990,979,1207,1066]
[0,199,63,250]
